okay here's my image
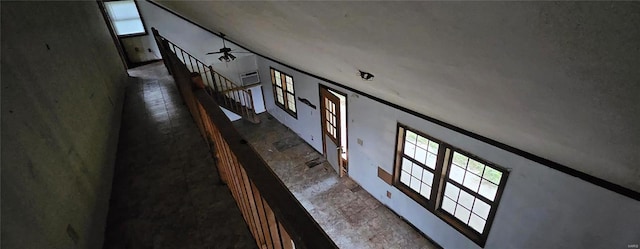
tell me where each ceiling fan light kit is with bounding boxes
[206,32,251,63]
[218,53,236,62]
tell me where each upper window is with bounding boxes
[393,124,508,247]
[270,68,297,118]
[104,1,146,37]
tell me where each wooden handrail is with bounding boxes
[152,27,334,249]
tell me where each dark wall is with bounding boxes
[1,2,128,248]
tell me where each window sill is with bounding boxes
[118,32,148,39]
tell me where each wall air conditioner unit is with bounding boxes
[240,71,260,86]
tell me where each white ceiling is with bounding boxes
[156,1,640,192]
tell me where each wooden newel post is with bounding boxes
[190,72,206,89]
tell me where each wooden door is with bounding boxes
[320,87,344,176]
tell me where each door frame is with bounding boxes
[318,84,348,176]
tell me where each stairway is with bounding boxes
[152,29,260,123]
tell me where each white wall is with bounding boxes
[257,56,640,249]
[120,35,159,63]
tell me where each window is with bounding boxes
[393,124,508,247]
[270,68,297,118]
[104,0,146,37]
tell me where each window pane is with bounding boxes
[411,164,423,178]
[442,197,456,214]
[417,136,429,149]
[405,130,417,144]
[458,190,474,209]
[106,1,140,20]
[469,214,486,233]
[479,179,498,201]
[463,172,481,192]
[427,140,439,153]
[400,170,410,185]
[444,182,460,200]
[454,205,471,223]
[404,142,415,157]
[113,19,144,36]
[449,165,465,184]
[468,159,485,176]
[472,199,491,219]
[414,147,427,164]
[420,184,431,199]
[425,152,437,169]
[410,177,421,192]
[422,170,434,186]
[483,166,503,185]
[452,152,468,168]
[402,158,412,172]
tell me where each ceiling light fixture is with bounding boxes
[218,53,236,62]
[359,70,374,81]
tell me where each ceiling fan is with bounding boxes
[206,33,251,63]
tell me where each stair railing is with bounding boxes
[156,31,256,121]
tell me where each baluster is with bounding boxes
[180,50,187,66]
[208,66,218,93]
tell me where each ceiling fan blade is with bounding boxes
[230,51,253,54]
[206,51,224,55]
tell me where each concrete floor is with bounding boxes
[234,114,440,249]
[103,62,256,249]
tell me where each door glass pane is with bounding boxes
[275,75,281,86]
[276,89,284,104]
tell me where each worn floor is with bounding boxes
[234,114,440,249]
[103,62,256,249]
